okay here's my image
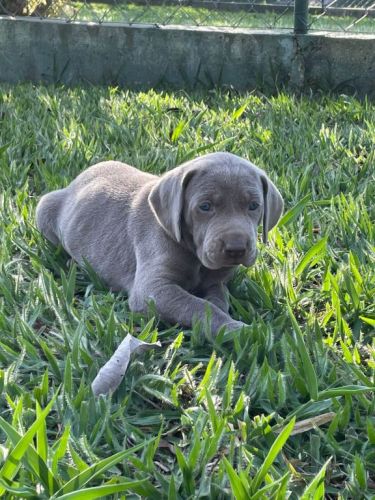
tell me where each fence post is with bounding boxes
[294,0,309,34]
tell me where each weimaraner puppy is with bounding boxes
[36,152,283,335]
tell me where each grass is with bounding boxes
[55,1,375,33]
[0,84,374,498]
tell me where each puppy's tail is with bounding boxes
[36,189,65,245]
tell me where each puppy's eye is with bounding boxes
[248,201,260,211]
[199,202,211,212]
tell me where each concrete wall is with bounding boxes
[0,16,374,95]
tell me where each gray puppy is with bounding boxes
[36,152,283,334]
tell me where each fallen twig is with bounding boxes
[276,412,336,435]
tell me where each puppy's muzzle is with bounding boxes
[224,241,247,260]
[221,233,250,263]
[202,232,255,268]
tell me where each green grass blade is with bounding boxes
[36,400,48,464]
[354,454,367,490]
[232,102,248,120]
[52,440,154,497]
[0,415,60,494]
[288,306,319,401]
[278,194,311,228]
[251,417,296,493]
[205,389,220,433]
[68,443,90,472]
[51,425,71,476]
[63,354,73,397]
[171,120,187,143]
[168,474,177,500]
[317,385,373,400]
[0,392,58,496]
[223,361,236,411]
[175,446,195,496]
[197,352,216,400]
[359,316,375,326]
[295,237,328,277]
[222,457,248,500]
[300,458,331,499]
[251,472,290,500]
[54,480,149,500]
[0,478,36,497]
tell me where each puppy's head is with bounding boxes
[148,152,283,270]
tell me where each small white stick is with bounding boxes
[92,334,161,396]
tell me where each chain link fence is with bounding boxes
[0,0,374,33]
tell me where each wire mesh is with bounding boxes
[308,0,375,33]
[0,0,374,32]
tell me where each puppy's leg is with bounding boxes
[198,268,234,313]
[129,281,245,335]
[202,283,229,313]
[36,189,66,245]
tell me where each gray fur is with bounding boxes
[36,152,283,334]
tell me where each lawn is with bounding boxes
[0,84,374,498]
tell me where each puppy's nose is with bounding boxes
[224,240,247,259]
[225,247,246,259]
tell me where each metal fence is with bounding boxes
[0,0,374,33]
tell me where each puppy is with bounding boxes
[36,152,283,334]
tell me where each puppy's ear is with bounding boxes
[261,175,284,244]
[148,166,194,243]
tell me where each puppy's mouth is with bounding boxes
[202,250,257,269]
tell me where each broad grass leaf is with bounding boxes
[205,419,226,463]
[278,194,311,228]
[0,142,10,155]
[317,385,373,400]
[197,353,216,401]
[359,316,375,327]
[251,417,295,492]
[300,458,331,499]
[205,389,220,433]
[52,441,153,497]
[175,446,194,496]
[251,472,290,500]
[288,306,318,401]
[63,354,72,397]
[232,102,248,120]
[54,480,149,500]
[0,478,35,497]
[0,415,60,495]
[295,237,328,277]
[354,454,367,490]
[39,340,62,380]
[244,279,273,309]
[171,120,187,143]
[51,425,71,476]
[188,431,202,470]
[0,393,58,496]
[222,457,248,500]
[36,401,48,464]
[68,443,89,472]
[168,474,177,500]
[367,418,375,445]
[223,361,236,410]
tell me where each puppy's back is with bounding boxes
[36,161,157,289]
[67,161,155,194]
[36,188,67,245]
